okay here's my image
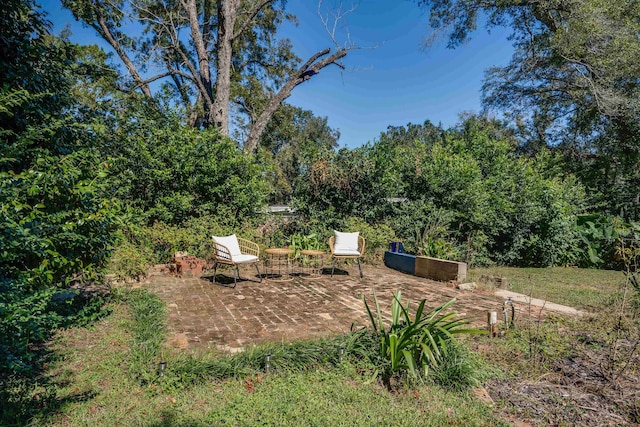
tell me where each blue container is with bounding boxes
[384,251,415,275]
[389,241,404,253]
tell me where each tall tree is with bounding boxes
[260,103,339,203]
[416,0,640,218]
[1,0,118,380]
[62,0,347,151]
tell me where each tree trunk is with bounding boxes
[211,0,239,132]
[244,48,347,153]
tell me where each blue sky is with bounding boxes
[39,0,514,148]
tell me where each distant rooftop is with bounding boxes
[264,205,296,213]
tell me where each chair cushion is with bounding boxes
[333,249,361,256]
[212,234,242,260]
[334,231,359,254]
[232,254,259,264]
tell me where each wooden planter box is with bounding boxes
[415,256,467,282]
[383,251,416,275]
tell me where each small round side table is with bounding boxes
[264,248,295,281]
[300,250,326,278]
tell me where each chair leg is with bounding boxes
[255,263,262,282]
[357,258,363,278]
[213,262,218,284]
[331,258,336,277]
[232,265,238,288]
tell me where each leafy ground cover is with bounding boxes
[11,267,639,426]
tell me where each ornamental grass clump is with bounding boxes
[363,290,482,388]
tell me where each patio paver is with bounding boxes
[144,265,507,353]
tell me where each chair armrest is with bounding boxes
[212,241,233,261]
[329,236,335,255]
[238,237,259,257]
[358,235,366,255]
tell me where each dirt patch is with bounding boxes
[484,337,640,426]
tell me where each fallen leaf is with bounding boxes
[244,377,255,393]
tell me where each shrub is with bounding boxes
[362,291,482,388]
[108,216,252,280]
[108,239,153,281]
[344,217,396,264]
[104,115,268,226]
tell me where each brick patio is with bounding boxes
[144,264,506,353]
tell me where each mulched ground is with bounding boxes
[483,330,640,426]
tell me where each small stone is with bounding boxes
[472,386,494,405]
[457,281,477,290]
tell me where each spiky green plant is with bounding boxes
[363,290,482,385]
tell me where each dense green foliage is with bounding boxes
[100,107,268,225]
[260,103,339,203]
[417,0,640,222]
[294,117,588,267]
[0,0,119,377]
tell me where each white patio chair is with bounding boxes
[329,230,366,278]
[211,234,262,287]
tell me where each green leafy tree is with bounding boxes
[416,0,640,220]
[259,103,339,203]
[296,116,587,266]
[0,0,119,378]
[61,0,348,152]
[101,106,268,225]
[294,147,396,226]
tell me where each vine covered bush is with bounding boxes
[294,117,588,267]
[0,0,119,377]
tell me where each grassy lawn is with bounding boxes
[468,266,625,311]
[11,267,637,426]
[37,301,505,427]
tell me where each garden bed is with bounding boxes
[384,251,467,282]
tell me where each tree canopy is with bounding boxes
[62,0,347,152]
[417,0,640,219]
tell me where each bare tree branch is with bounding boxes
[244,47,347,153]
[232,0,273,40]
[92,0,152,97]
[318,0,357,49]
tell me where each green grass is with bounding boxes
[18,267,637,426]
[469,266,624,311]
[44,367,505,426]
[34,294,506,427]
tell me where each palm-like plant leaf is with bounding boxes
[361,291,483,381]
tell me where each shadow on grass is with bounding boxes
[1,289,111,426]
[1,351,99,425]
[150,409,205,427]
